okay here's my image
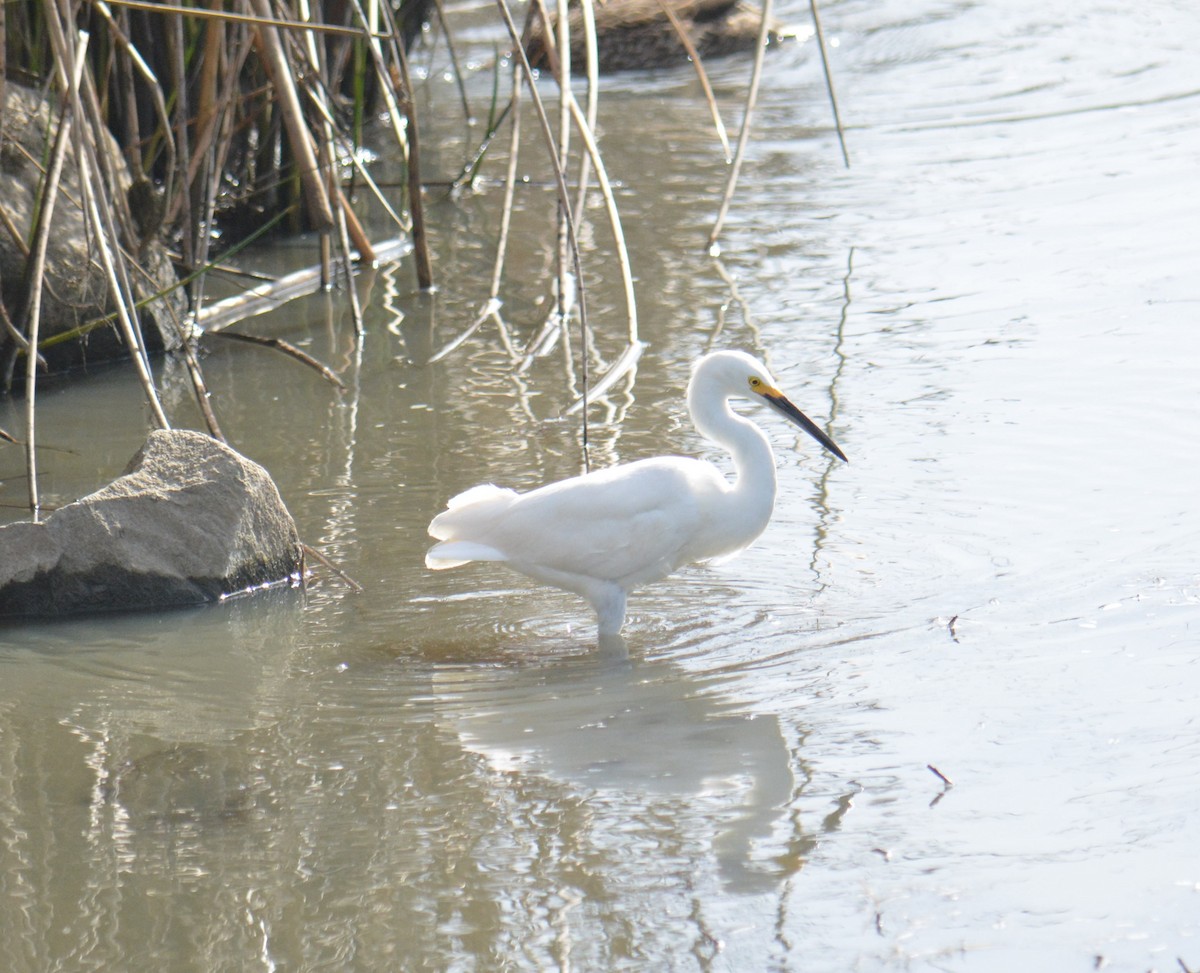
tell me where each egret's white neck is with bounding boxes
[687,380,778,515]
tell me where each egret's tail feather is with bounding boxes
[425,540,507,570]
[446,483,516,510]
[428,484,519,541]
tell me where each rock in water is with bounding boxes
[0,82,186,376]
[0,430,302,616]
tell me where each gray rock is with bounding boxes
[0,429,302,616]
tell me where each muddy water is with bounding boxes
[3,0,1200,969]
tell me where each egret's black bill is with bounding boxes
[761,389,848,463]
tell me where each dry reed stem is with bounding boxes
[351,0,432,288]
[429,0,472,123]
[563,97,638,341]
[48,12,172,437]
[295,0,377,274]
[91,1,178,205]
[433,58,523,365]
[344,0,410,163]
[390,37,434,289]
[248,0,335,233]
[809,0,850,167]
[570,0,599,239]
[707,0,772,250]
[488,60,522,301]
[494,0,594,460]
[0,302,43,366]
[554,0,573,330]
[178,337,227,441]
[307,37,355,299]
[21,43,78,514]
[210,331,346,388]
[654,0,731,161]
[515,0,639,417]
[299,47,409,236]
[101,0,392,40]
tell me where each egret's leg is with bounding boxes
[597,631,630,662]
[589,584,628,637]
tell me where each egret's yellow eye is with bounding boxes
[749,377,762,389]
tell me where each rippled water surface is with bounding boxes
[3,0,1200,969]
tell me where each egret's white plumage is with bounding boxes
[426,350,847,636]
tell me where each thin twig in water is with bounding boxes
[20,70,75,514]
[565,341,642,415]
[571,0,600,229]
[809,0,850,167]
[558,94,644,413]
[435,61,523,363]
[494,0,593,466]
[654,0,731,161]
[501,57,643,414]
[303,90,409,234]
[430,0,473,123]
[452,91,514,191]
[927,764,954,788]
[302,542,364,591]
[388,22,435,290]
[209,331,347,389]
[428,299,500,364]
[91,0,178,209]
[554,0,575,334]
[344,0,415,202]
[562,95,640,355]
[707,255,753,350]
[490,64,523,302]
[708,0,773,251]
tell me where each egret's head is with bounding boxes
[690,350,848,462]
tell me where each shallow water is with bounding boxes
[3,0,1200,969]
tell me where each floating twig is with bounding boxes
[302,542,364,592]
[927,764,954,788]
[209,332,346,390]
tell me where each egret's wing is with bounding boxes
[483,459,723,585]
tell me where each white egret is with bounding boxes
[425,350,847,636]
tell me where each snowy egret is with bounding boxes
[425,350,847,636]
